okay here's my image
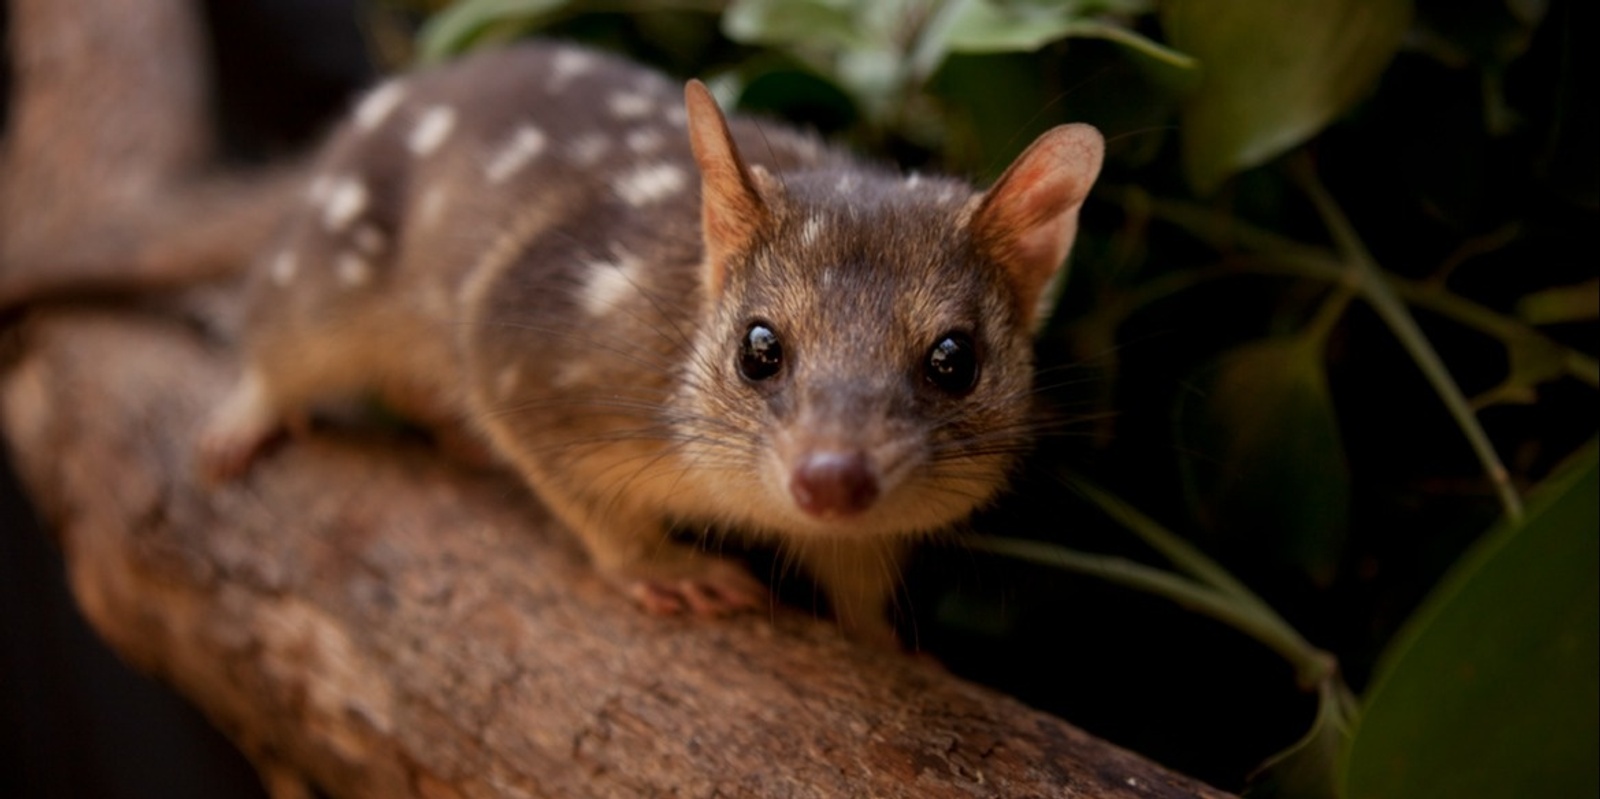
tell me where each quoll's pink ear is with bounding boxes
[685,80,771,297]
[970,124,1104,330]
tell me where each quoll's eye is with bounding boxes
[739,321,784,381]
[925,332,979,395]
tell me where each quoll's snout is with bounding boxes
[789,450,880,519]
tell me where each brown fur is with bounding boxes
[201,42,1104,645]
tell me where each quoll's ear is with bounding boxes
[685,80,772,298]
[970,123,1104,331]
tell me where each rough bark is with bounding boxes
[1,311,1230,798]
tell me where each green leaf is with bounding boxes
[723,0,909,124]
[722,0,864,49]
[1246,679,1358,799]
[1341,442,1600,799]
[1162,0,1413,193]
[1177,335,1350,585]
[418,0,577,63]
[938,0,1106,52]
[940,2,1194,69]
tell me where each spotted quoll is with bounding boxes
[200,42,1104,645]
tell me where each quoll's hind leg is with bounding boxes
[197,340,339,482]
[379,378,497,468]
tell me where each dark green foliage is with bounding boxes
[1343,444,1598,799]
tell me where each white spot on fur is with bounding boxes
[322,178,367,232]
[835,174,859,193]
[664,105,688,127]
[548,49,596,93]
[270,251,297,286]
[354,81,406,131]
[337,253,372,287]
[613,163,686,207]
[407,105,457,156]
[625,128,664,155]
[608,91,653,120]
[581,250,643,317]
[485,125,548,184]
[568,133,611,168]
[801,216,825,247]
[905,173,922,188]
[353,224,386,257]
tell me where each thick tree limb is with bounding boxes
[0,311,1230,798]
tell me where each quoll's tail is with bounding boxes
[0,0,305,310]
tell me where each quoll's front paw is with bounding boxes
[195,373,282,484]
[613,553,767,617]
[196,416,275,484]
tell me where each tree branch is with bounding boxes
[2,311,1229,798]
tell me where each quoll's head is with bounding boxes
[679,81,1104,538]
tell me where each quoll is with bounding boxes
[200,42,1105,645]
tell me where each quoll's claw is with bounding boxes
[619,556,767,618]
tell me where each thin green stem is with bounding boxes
[1292,160,1525,522]
[1058,20,1199,69]
[1565,350,1600,388]
[1303,284,1357,348]
[1064,476,1261,607]
[972,536,1334,689]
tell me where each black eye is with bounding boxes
[925,332,979,395]
[739,322,784,381]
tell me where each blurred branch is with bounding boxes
[0,0,299,310]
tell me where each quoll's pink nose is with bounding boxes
[789,451,880,519]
